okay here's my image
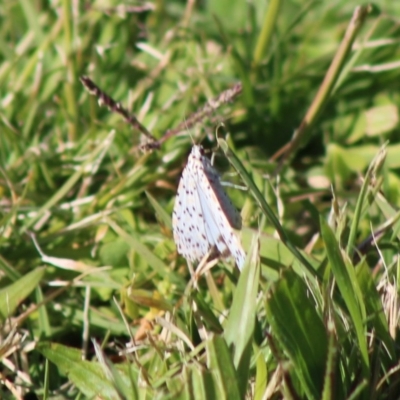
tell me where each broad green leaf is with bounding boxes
[242,228,294,278]
[38,342,138,399]
[190,365,218,400]
[320,217,369,377]
[254,344,268,400]
[326,143,400,176]
[266,270,327,400]
[93,341,137,400]
[99,238,130,267]
[207,335,241,400]
[356,261,395,359]
[0,267,45,321]
[224,232,260,395]
[365,104,398,137]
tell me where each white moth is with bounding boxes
[172,145,246,270]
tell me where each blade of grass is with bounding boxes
[266,270,327,400]
[190,365,218,400]
[356,261,395,359]
[320,217,369,378]
[106,218,185,287]
[18,0,45,43]
[213,17,254,107]
[253,344,268,400]
[146,191,172,230]
[93,340,138,400]
[278,5,372,166]
[224,232,260,396]
[207,335,241,400]
[35,285,51,338]
[21,130,116,233]
[252,0,282,68]
[321,319,338,400]
[38,342,134,399]
[346,144,387,257]
[218,138,319,282]
[0,267,46,321]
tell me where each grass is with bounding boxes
[1,0,400,399]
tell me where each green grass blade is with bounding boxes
[320,217,369,377]
[18,0,45,43]
[253,344,268,400]
[224,232,260,395]
[38,342,135,399]
[146,191,172,230]
[266,270,327,400]
[190,365,218,400]
[280,5,372,164]
[3,1,400,397]
[346,144,387,257]
[0,267,46,321]
[21,130,116,233]
[218,138,319,281]
[94,341,138,400]
[107,218,185,287]
[321,319,339,400]
[207,335,241,400]
[253,0,282,67]
[356,261,395,359]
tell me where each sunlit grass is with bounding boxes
[1,1,400,398]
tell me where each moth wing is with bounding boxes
[196,160,246,270]
[172,156,210,263]
[202,156,242,229]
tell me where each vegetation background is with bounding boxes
[1,0,400,399]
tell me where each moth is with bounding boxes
[172,145,246,270]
